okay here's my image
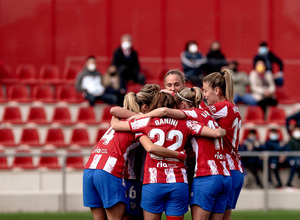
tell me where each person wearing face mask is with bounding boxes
[249,60,277,116]
[111,34,145,87]
[75,56,118,106]
[180,40,207,87]
[286,125,300,187]
[240,129,263,188]
[253,41,284,86]
[264,127,288,188]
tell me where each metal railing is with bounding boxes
[1,151,300,212]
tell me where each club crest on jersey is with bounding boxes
[209,105,216,113]
[131,117,150,130]
[182,110,197,118]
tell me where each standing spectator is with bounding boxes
[253,41,284,86]
[227,60,257,105]
[102,65,126,106]
[240,129,263,188]
[249,60,277,116]
[75,55,118,106]
[203,41,227,75]
[111,34,145,86]
[286,125,300,187]
[180,40,206,87]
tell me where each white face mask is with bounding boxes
[121,41,132,50]
[292,130,300,140]
[188,44,198,53]
[269,133,279,141]
[258,46,268,55]
[87,63,96,72]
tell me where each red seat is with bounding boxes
[16,64,38,84]
[62,65,82,84]
[0,86,7,103]
[266,106,286,125]
[100,105,115,124]
[0,63,16,84]
[0,128,17,146]
[243,106,266,124]
[0,147,10,169]
[241,128,260,143]
[6,84,31,103]
[94,127,109,144]
[31,85,56,103]
[56,85,83,103]
[126,82,144,94]
[44,127,67,147]
[12,147,36,169]
[2,105,24,124]
[69,127,90,147]
[39,64,61,85]
[76,106,97,124]
[19,127,42,147]
[51,106,73,125]
[66,147,84,169]
[38,146,61,169]
[26,105,48,124]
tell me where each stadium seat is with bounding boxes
[126,82,144,94]
[0,63,16,84]
[26,104,49,124]
[0,128,17,147]
[66,147,84,169]
[12,146,36,169]
[0,146,10,169]
[69,127,90,147]
[38,145,61,169]
[44,127,67,148]
[55,85,84,103]
[94,127,109,145]
[19,125,42,147]
[243,106,266,124]
[1,105,24,124]
[76,106,97,124]
[62,65,82,84]
[16,64,38,84]
[51,105,73,125]
[0,85,7,103]
[31,84,56,103]
[266,106,286,125]
[99,105,115,124]
[6,84,31,103]
[39,64,61,85]
[241,128,260,143]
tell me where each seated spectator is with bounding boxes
[286,125,300,187]
[253,41,284,86]
[227,60,257,106]
[203,41,227,75]
[75,55,118,106]
[264,127,288,188]
[111,34,145,86]
[240,129,263,188]
[286,107,300,135]
[249,60,277,116]
[102,65,126,106]
[180,40,206,87]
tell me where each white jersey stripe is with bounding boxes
[211,106,228,120]
[165,168,176,183]
[89,154,102,169]
[103,156,117,173]
[149,167,157,183]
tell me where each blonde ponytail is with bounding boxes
[123,92,140,114]
[221,69,234,104]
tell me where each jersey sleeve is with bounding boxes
[203,102,228,120]
[186,120,204,137]
[129,117,151,133]
[180,109,199,120]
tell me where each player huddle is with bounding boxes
[82,69,244,220]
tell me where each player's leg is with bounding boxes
[143,210,161,220]
[91,207,107,220]
[105,202,126,220]
[222,209,232,220]
[191,205,210,220]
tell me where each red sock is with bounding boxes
[167,216,184,220]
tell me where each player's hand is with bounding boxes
[177,151,187,161]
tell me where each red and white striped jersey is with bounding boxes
[203,100,244,173]
[85,126,139,178]
[129,117,203,184]
[181,108,230,177]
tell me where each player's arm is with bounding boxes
[110,106,137,119]
[129,107,186,120]
[110,116,131,131]
[199,126,226,138]
[139,135,186,161]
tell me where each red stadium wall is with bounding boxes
[0,0,300,102]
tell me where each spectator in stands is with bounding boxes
[226,60,257,106]
[264,127,288,188]
[180,40,206,87]
[286,124,300,187]
[161,69,186,95]
[203,41,227,75]
[253,41,284,86]
[102,65,126,106]
[75,55,118,106]
[249,60,277,116]
[286,108,300,135]
[240,129,263,188]
[111,34,145,86]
